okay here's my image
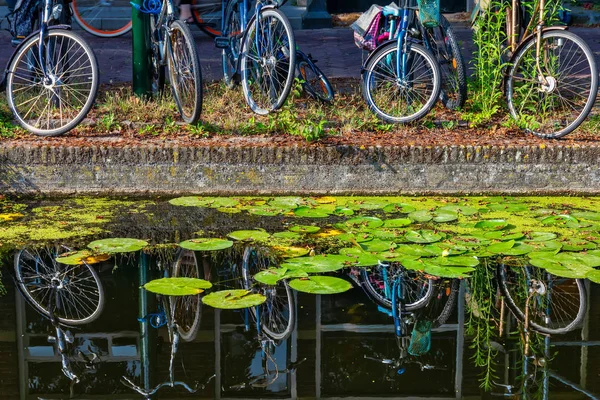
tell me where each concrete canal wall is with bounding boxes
[0,144,599,195]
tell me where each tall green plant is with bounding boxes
[471,0,509,120]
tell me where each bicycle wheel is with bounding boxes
[167,19,202,124]
[422,15,466,110]
[149,13,166,96]
[71,0,132,37]
[240,8,296,115]
[222,0,241,88]
[362,41,441,123]
[170,249,202,342]
[430,279,459,327]
[6,29,99,136]
[191,0,222,37]
[297,52,334,103]
[497,264,586,335]
[360,264,435,312]
[14,246,105,325]
[241,247,295,341]
[506,30,598,138]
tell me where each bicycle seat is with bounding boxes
[382,4,402,17]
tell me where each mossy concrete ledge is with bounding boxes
[0,144,599,195]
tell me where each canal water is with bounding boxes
[0,195,599,399]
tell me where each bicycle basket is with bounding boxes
[7,0,38,39]
[417,0,440,28]
[351,4,384,51]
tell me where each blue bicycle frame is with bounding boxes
[382,3,412,85]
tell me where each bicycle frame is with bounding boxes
[382,3,413,83]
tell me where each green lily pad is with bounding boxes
[338,248,381,267]
[529,240,562,252]
[359,239,396,253]
[228,230,271,241]
[294,206,331,218]
[268,197,303,208]
[179,238,233,251]
[273,231,303,240]
[56,250,110,265]
[405,230,442,244]
[541,214,579,226]
[433,255,479,267]
[544,266,588,279]
[383,218,412,228]
[526,232,558,242]
[438,205,479,216]
[503,242,535,256]
[282,254,356,273]
[169,196,239,208]
[333,206,355,216]
[475,219,509,231]
[487,203,529,212]
[486,240,516,254]
[371,228,406,241]
[433,210,458,223]
[88,238,148,253]
[338,232,373,243]
[345,199,390,210]
[254,268,309,285]
[449,235,491,247]
[560,238,597,252]
[585,269,600,284]
[395,244,438,257]
[408,210,433,222]
[572,211,600,222]
[289,225,321,234]
[143,277,212,296]
[203,289,266,309]
[342,217,384,230]
[383,203,417,214]
[377,251,419,262]
[554,252,600,268]
[484,231,525,241]
[217,207,242,214]
[247,206,287,216]
[402,259,473,278]
[289,276,353,294]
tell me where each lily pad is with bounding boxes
[217,207,241,214]
[526,232,558,242]
[314,196,337,204]
[144,277,212,296]
[254,268,309,285]
[475,219,509,231]
[0,213,24,222]
[395,244,439,257]
[311,228,345,238]
[359,239,396,253]
[486,240,516,254]
[438,205,479,216]
[273,231,303,240]
[484,231,525,241]
[294,206,331,218]
[248,206,286,216]
[487,203,529,212]
[179,238,233,251]
[383,203,417,214]
[503,242,535,256]
[289,225,321,234]
[405,230,443,244]
[203,289,266,309]
[333,207,355,216]
[371,228,406,241]
[402,259,473,278]
[342,217,384,230]
[338,248,381,267]
[282,254,356,273]
[228,230,271,241]
[433,210,458,223]
[338,232,373,244]
[345,199,390,210]
[433,255,479,267]
[268,197,303,208]
[408,210,433,222]
[560,238,597,252]
[541,214,579,226]
[383,218,412,228]
[289,276,353,294]
[88,238,148,253]
[56,250,110,265]
[272,245,310,258]
[169,196,239,208]
[571,211,600,222]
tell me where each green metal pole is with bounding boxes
[132,0,151,96]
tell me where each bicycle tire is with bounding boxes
[14,246,105,325]
[6,29,99,136]
[241,247,295,341]
[505,30,598,138]
[191,0,222,37]
[422,15,467,110]
[360,264,435,312]
[222,0,241,88]
[71,0,132,37]
[431,279,459,328]
[362,41,441,123]
[167,19,203,124]
[240,8,296,115]
[170,249,202,342]
[497,264,586,335]
[297,52,334,103]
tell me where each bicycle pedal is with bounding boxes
[214,36,231,49]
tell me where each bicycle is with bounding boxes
[13,246,105,396]
[216,0,296,115]
[239,246,295,341]
[1,0,99,136]
[121,248,215,397]
[296,48,334,103]
[133,0,203,124]
[361,2,442,123]
[498,0,598,138]
[69,0,221,37]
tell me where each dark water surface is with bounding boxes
[1,196,599,399]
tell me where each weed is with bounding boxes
[100,112,120,132]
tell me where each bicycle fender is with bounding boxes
[2,24,73,83]
[510,26,568,63]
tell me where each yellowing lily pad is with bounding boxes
[289,276,352,294]
[88,238,148,253]
[179,238,233,251]
[289,225,321,234]
[56,250,110,265]
[273,245,310,258]
[0,213,24,222]
[202,289,266,309]
[144,277,212,296]
[228,230,270,241]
